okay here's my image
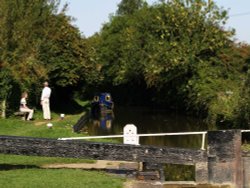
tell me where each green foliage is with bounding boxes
[164,164,195,181]
[117,0,146,15]
[96,0,245,125]
[0,0,55,90]
[235,71,250,128]
[242,143,250,152]
[183,42,250,127]
[38,13,92,87]
[94,0,249,128]
[233,44,250,128]
[0,0,97,115]
[0,0,60,116]
[0,68,13,100]
[98,0,233,88]
[0,0,248,128]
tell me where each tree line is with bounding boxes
[0,0,249,128]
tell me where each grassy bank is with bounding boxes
[0,111,125,188]
[1,112,82,138]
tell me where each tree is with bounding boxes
[97,0,241,121]
[38,12,102,105]
[117,0,146,15]
[99,0,232,85]
[0,0,104,117]
[234,44,250,128]
[0,0,61,117]
[237,73,250,128]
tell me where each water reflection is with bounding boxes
[86,106,208,148]
[92,111,114,130]
[78,107,243,185]
[86,111,115,135]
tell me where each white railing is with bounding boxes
[58,129,250,150]
[241,130,250,133]
[58,128,208,150]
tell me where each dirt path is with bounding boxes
[42,160,138,170]
[34,118,63,126]
[42,161,164,188]
[123,181,164,188]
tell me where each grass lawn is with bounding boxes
[1,111,83,138]
[0,169,124,188]
[0,111,125,188]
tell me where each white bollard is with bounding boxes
[123,124,139,145]
[60,114,65,120]
[47,123,53,128]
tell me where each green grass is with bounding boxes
[0,154,94,166]
[0,169,124,188]
[0,111,125,188]
[1,112,120,143]
[1,111,84,138]
[242,144,250,152]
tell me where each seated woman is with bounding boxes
[20,92,34,121]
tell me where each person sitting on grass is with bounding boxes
[20,92,34,121]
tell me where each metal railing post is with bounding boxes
[201,133,206,150]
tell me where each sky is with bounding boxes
[60,0,250,44]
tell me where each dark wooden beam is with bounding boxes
[0,135,206,165]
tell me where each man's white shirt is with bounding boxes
[41,86,51,100]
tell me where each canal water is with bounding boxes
[86,106,208,149]
[79,107,236,186]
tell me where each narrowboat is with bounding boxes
[91,93,114,114]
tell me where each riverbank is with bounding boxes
[1,112,249,187]
[0,113,126,188]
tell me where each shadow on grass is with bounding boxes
[51,98,91,115]
[0,164,40,171]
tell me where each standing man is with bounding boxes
[41,81,51,120]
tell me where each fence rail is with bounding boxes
[58,129,250,150]
[58,130,208,149]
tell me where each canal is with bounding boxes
[74,106,245,186]
[86,106,209,148]
[81,106,209,181]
